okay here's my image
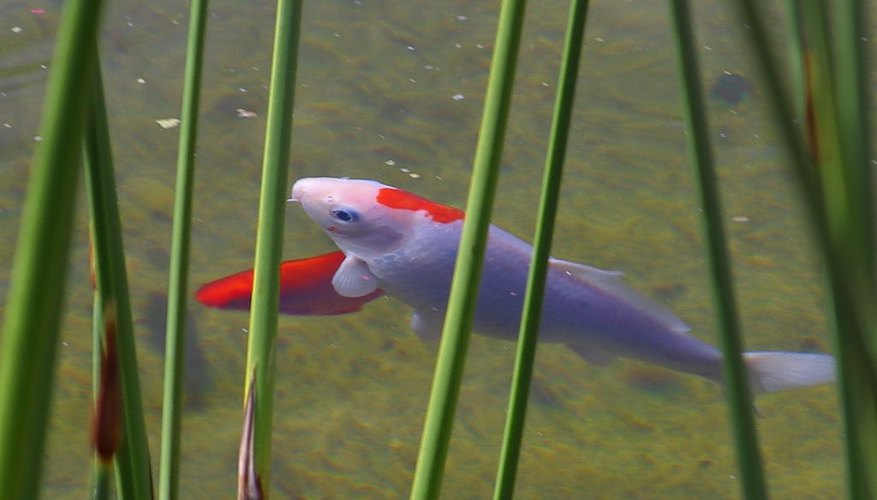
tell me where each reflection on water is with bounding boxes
[0,0,841,497]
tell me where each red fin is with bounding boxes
[196,251,383,316]
[376,187,464,223]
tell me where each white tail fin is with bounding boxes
[744,352,836,393]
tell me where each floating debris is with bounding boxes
[156,118,180,129]
[452,94,464,101]
[236,108,257,118]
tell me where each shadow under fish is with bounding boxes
[139,292,211,411]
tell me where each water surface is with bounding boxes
[0,0,841,497]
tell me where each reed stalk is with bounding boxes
[735,1,877,496]
[791,2,877,497]
[83,51,153,500]
[241,0,304,493]
[0,0,104,497]
[492,0,590,498]
[158,0,211,497]
[668,1,765,497]
[409,0,528,497]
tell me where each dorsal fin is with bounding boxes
[550,258,690,334]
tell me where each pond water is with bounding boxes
[0,0,842,497]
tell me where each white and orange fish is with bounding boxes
[199,177,835,393]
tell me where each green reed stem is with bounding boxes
[242,0,303,492]
[828,0,873,279]
[492,1,589,498]
[409,0,527,498]
[84,51,153,500]
[0,0,104,497]
[158,0,210,497]
[668,2,766,498]
[89,288,111,500]
[831,4,877,494]
[92,462,112,500]
[791,2,877,497]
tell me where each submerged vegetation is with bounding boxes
[0,0,870,498]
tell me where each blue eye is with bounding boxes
[331,207,358,222]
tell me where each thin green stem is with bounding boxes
[409,0,528,497]
[84,50,153,500]
[159,0,211,497]
[492,0,590,498]
[242,0,304,492]
[669,1,765,498]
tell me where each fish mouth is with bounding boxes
[289,179,309,203]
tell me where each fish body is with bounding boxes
[287,177,834,393]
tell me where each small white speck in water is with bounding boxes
[156,118,180,129]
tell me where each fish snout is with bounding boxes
[290,178,315,203]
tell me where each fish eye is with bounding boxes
[331,207,358,223]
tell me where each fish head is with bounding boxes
[291,177,466,257]
[291,177,415,257]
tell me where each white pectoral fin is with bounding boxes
[332,255,379,297]
[550,258,690,334]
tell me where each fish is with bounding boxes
[282,177,835,393]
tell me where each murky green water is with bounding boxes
[0,0,842,497]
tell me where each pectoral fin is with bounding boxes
[332,255,379,297]
[411,313,442,342]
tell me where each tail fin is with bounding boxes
[744,352,835,393]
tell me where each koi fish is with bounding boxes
[284,177,835,393]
